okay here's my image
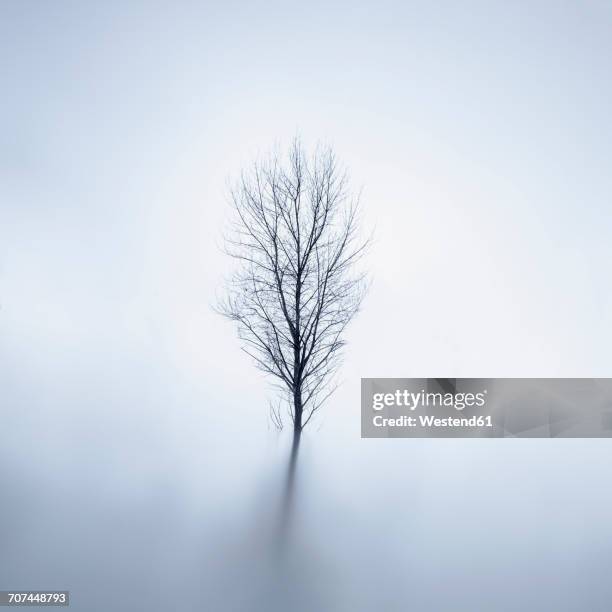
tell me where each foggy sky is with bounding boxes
[1,3,612,610]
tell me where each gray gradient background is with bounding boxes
[1,2,612,611]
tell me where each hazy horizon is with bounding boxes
[2,2,612,610]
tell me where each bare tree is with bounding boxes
[219,140,368,435]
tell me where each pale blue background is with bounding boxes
[1,2,612,610]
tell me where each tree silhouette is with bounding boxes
[220,140,368,434]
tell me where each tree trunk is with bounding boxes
[293,388,303,432]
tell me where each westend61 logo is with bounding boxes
[361,378,612,438]
[372,389,487,412]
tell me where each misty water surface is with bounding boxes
[2,349,611,612]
